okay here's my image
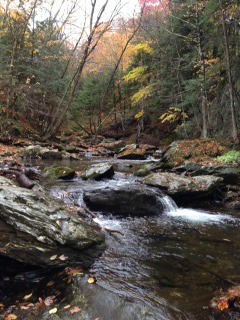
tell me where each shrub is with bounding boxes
[217,150,240,164]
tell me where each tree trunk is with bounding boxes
[219,0,239,143]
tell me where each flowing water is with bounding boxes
[4,158,240,319]
[41,158,240,320]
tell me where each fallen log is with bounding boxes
[2,169,35,189]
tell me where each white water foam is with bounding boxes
[159,194,234,224]
[166,208,234,223]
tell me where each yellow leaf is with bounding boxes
[49,307,58,314]
[87,277,96,284]
[50,255,57,261]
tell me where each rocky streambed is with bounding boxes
[0,138,240,319]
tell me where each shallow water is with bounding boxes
[7,158,240,319]
[38,158,240,320]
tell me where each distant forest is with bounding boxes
[0,0,239,143]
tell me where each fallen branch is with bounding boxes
[2,169,35,189]
[83,206,97,219]
[102,227,124,236]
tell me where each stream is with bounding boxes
[2,158,240,319]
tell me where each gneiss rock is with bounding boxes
[0,177,105,267]
[83,184,164,216]
[140,172,223,201]
[81,162,114,180]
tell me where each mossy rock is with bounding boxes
[44,166,76,180]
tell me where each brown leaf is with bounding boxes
[67,267,83,277]
[56,220,61,227]
[5,315,17,320]
[23,293,32,301]
[63,304,71,310]
[46,281,54,287]
[0,303,4,308]
[20,306,30,310]
[70,306,81,315]
[217,300,228,311]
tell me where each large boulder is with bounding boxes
[81,162,114,180]
[83,184,164,215]
[161,139,225,168]
[140,172,223,201]
[0,177,105,267]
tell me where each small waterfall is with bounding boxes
[155,191,178,213]
[160,194,178,213]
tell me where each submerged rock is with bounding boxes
[44,166,76,180]
[0,177,105,268]
[140,172,223,201]
[83,184,163,215]
[81,162,114,180]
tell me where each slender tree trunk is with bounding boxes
[219,0,239,143]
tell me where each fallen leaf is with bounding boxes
[0,303,4,308]
[87,277,96,284]
[63,304,71,310]
[217,300,228,311]
[44,296,55,306]
[67,278,72,284]
[70,306,81,315]
[6,315,17,320]
[20,306,30,310]
[56,220,61,227]
[50,255,57,261]
[49,307,58,314]
[67,267,83,277]
[59,255,67,261]
[23,293,32,301]
[46,281,54,287]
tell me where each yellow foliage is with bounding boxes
[130,85,153,106]
[123,66,148,83]
[134,109,144,119]
[159,107,188,124]
[130,43,153,57]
